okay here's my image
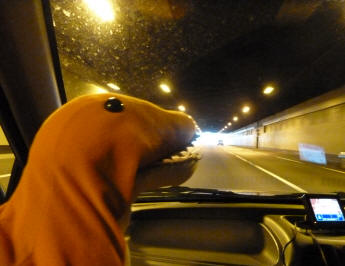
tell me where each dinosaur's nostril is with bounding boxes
[104,97,124,112]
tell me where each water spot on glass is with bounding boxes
[62,9,71,17]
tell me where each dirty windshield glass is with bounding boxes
[50,0,345,195]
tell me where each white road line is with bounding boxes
[276,156,304,164]
[277,156,345,175]
[226,147,345,175]
[321,167,345,175]
[0,174,10,179]
[226,150,307,193]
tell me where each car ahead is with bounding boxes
[1,1,345,266]
[217,139,224,146]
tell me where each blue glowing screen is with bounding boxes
[310,198,345,222]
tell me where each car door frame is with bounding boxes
[0,0,65,201]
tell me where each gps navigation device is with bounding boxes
[303,194,345,229]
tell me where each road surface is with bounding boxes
[183,146,345,194]
[1,146,345,194]
[0,153,14,191]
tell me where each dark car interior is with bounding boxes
[128,190,345,265]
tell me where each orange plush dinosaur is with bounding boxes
[0,93,196,265]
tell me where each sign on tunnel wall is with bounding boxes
[298,143,327,165]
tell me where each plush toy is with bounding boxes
[0,93,196,265]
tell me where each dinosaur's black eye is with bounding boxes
[104,97,124,112]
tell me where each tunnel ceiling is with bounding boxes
[51,0,345,131]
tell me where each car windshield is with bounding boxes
[49,0,345,196]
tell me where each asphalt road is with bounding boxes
[0,153,14,191]
[183,146,345,194]
[1,146,345,194]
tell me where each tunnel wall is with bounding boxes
[258,103,345,154]
[228,124,257,148]
[229,87,345,155]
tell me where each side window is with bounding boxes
[0,124,14,193]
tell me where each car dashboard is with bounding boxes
[127,200,345,265]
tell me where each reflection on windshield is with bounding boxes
[51,0,345,195]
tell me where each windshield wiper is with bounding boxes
[137,186,228,202]
[136,186,304,203]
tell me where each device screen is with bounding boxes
[310,198,345,222]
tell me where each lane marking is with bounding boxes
[0,174,10,179]
[276,156,304,164]
[229,147,345,175]
[225,150,307,193]
[321,167,345,175]
[276,156,345,175]
[226,146,345,175]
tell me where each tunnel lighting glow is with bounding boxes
[107,83,120,91]
[233,116,238,122]
[178,105,186,112]
[160,83,171,93]
[84,0,115,22]
[193,132,232,146]
[263,86,274,95]
[242,106,250,113]
[228,122,232,126]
